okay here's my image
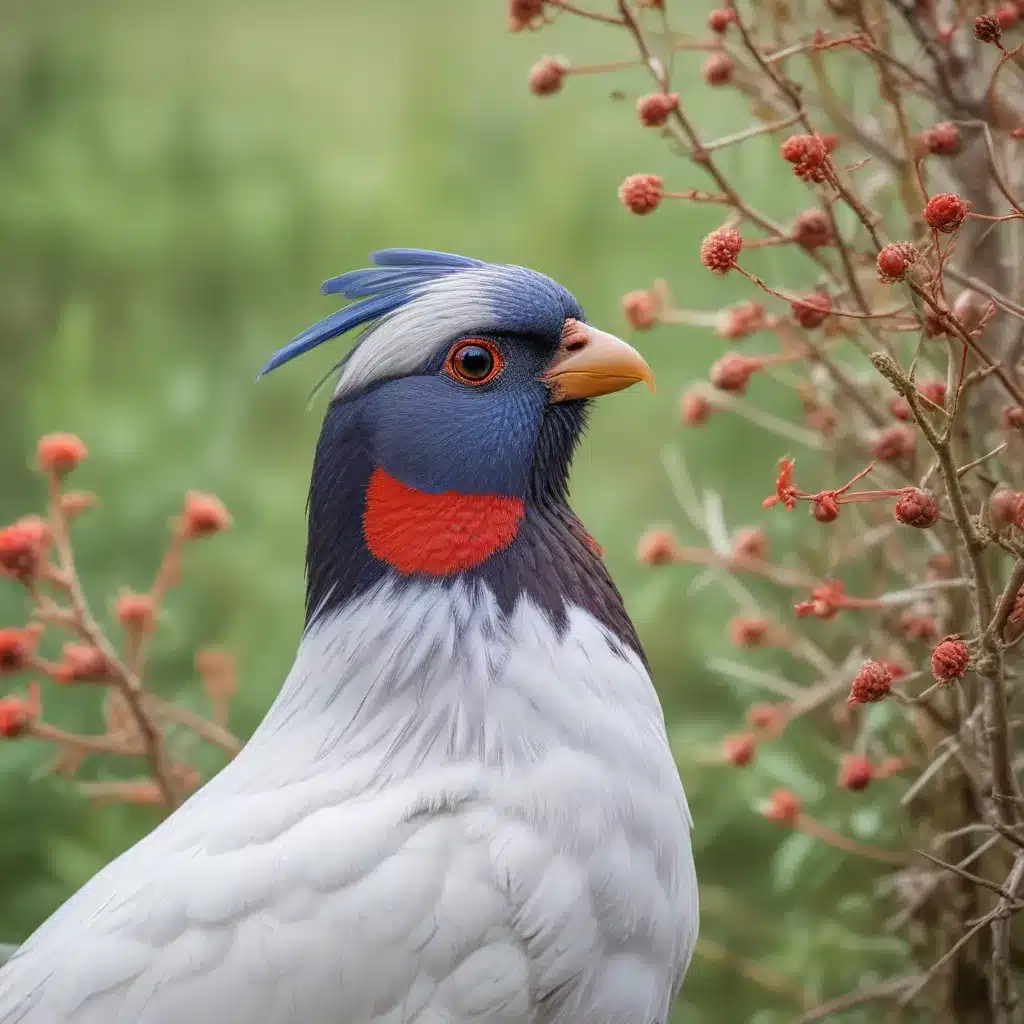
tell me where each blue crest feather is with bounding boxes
[258,249,485,379]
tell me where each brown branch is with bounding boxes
[44,473,179,808]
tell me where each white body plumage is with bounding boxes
[0,580,697,1024]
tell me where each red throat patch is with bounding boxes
[363,467,525,576]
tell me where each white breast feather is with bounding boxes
[0,580,697,1024]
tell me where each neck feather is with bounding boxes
[305,398,644,662]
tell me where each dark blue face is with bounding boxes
[350,329,572,500]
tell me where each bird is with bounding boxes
[0,249,697,1023]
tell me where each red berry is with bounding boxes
[529,56,569,96]
[700,227,743,274]
[680,389,712,426]
[621,290,660,330]
[636,528,677,566]
[181,492,232,540]
[811,494,839,523]
[716,301,765,340]
[838,754,874,791]
[924,193,969,233]
[1002,405,1024,430]
[847,660,893,705]
[636,92,679,127]
[0,517,51,582]
[747,703,785,731]
[922,121,962,156]
[0,629,38,675]
[790,209,832,249]
[723,733,756,766]
[780,134,830,183]
[876,242,921,283]
[871,424,916,462]
[991,488,1024,528]
[708,8,735,32]
[790,292,831,329]
[894,488,939,528]
[37,433,88,476]
[508,0,544,31]
[728,616,772,648]
[619,174,663,215]
[703,53,735,86]
[709,353,760,393]
[763,789,802,825]
[931,635,970,683]
[731,527,767,560]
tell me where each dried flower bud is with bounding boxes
[974,13,1002,43]
[115,591,158,632]
[1002,405,1024,430]
[37,433,88,476]
[0,685,40,739]
[716,301,765,340]
[991,488,1024,529]
[847,660,893,705]
[703,53,735,86]
[811,494,839,523]
[894,488,939,528]
[637,527,677,566]
[622,289,660,330]
[780,133,829,183]
[680,389,712,426]
[731,527,767,561]
[996,5,1020,29]
[876,242,921,283]
[708,8,735,32]
[871,424,916,462]
[181,491,233,540]
[790,209,832,249]
[700,226,743,274]
[619,173,663,215]
[763,789,802,825]
[902,611,939,642]
[790,292,831,329]
[529,56,569,96]
[0,516,51,582]
[931,634,970,683]
[508,0,544,31]
[709,352,759,393]
[54,643,110,685]
[636,91,679,127]
[924,192,969,233]
[728,616,772,648]
[747,702,785,732]
[890,397,912,421]
[0,628,38,675]
[918,380,947,407]
[723,732,756,766]
[838,754,874,791]
[922,121,962,156]
[951,290,989,334]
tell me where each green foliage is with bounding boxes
[0,2,914,1020]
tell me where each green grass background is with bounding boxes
[0,2,912,1020]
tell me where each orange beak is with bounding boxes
[542,320,656,402]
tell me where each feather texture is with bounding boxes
[0,582,696,1024]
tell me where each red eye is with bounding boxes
[444,339,503,386]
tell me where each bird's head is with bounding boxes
[261,249,654,649]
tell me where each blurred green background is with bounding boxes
[0,2,911,1020]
